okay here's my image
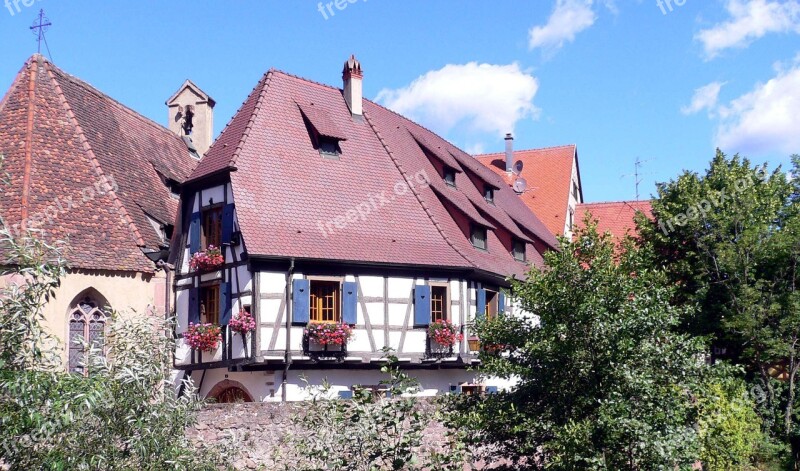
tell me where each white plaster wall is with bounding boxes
[198,185,225,209]
[275,368,490,402]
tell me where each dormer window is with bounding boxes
[484,186,495,204]
[297,102,346,160]
[444,167,456,187]
[318,137,341,158]
[471,225,487,250]
[512,239,526,262]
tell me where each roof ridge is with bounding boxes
[229,70,273,170]
[19,56,40,226]
[44,58,184,146]
[579,200,653,206]
[45,62,148,249]
[200,70,272,167]
[365,96,468,155]
[362,109,475,268]
[271,68,346,94]
[270,69,472,156]
[474,144,577,158]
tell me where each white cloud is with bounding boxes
[696,0,800,59]
[528,0,597,54]
[715,63,800,155]
[375,62,540,137]
[681,81,726,115]
[465,143,486,155]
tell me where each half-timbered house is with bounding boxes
[172,56,558,402]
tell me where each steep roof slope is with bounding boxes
[476,145,578,237]
[576,200,653,240]
[189,68,558,279]
[0,55,197,273]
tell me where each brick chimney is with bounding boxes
[342,55,363,117]
[505,133,514,172]
[166,80,216,157]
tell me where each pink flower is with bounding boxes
[305,322,353,346]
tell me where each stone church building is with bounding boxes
[0,54,210,370]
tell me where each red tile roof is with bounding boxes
[476,145,578,237]
[576,200,652,240]
[188,68,558,279]
[0,55,197,273]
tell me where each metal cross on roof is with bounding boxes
[30,9,52,55]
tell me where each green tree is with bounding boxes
[0,230,231,470]
[639,150,799,465]
[445,221,717,470]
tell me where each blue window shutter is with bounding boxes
[221,204,235,245]
[476,288,486,320]
[188,287,200,325]
[414,285,431,327]
[219,281,232,325]
[342,281,358,325]
[486,386,499,394]
[292,279,310,325]
[189,212,201,254]
[498,292,506,314]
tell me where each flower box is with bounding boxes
[482,343,508,355]
[303,322,353,360]
[188,245,224,272]
[185,323,222,352]
[230,309,256,336]
[428,320,463,348]
[304,322,353,347]
[468,336,481,352]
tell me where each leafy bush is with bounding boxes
[0,231,232,470]
[696,373,764,470]
[274,350,467,470]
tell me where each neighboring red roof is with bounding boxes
[0,55,197,273]
[576,200,652,240]
[188,67,558,279]
[476,145,578,237]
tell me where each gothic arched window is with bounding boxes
[68,295,109,375]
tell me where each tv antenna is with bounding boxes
[620,156,653,201]
[30,9,53,58]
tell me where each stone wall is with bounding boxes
[187,400,457,470]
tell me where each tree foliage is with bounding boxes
[0,231,230,470]
[639,150,800,465]
[696,373,764,471]
[445,221,723,470]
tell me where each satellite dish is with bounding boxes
[513,177,527,194]
[513,160,524,175]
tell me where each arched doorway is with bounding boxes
[208,379,254,404]
[67,289,110,375]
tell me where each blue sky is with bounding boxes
[1,0,798,202]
